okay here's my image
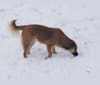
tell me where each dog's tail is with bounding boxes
[9,19,22,36]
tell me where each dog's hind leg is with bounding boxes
[27,39,35,54]
[21,32,33,58]
[53,48,57,54]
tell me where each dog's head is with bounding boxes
[62,40,78,56]
[68,46,78,56]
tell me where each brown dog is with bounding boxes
[9,19,78,59]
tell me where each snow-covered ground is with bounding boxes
[0,0,100,85]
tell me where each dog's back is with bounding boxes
[21,25,64,45]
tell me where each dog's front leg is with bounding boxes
[45,44,53,59]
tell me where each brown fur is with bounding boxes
[9,19,78,59]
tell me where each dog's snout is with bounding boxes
[72,52,78,56]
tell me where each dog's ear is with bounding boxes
[62,40,77,50]
[62,44,70,49]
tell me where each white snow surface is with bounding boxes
[0,0,100,85]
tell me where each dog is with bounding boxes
[9,19,78,59]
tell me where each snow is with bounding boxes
[0,0,100,85]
